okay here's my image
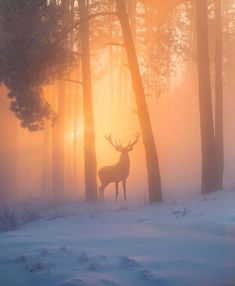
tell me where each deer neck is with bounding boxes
[119,152,130,169]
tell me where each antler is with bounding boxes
[104,134,123,151]
[126,132,141,149]
[104,132,140,151]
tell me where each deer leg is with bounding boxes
[115,182,119,201]
[99,186,105,201]
[122,180,127,201]
[99,186,102,201]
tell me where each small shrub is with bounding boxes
[0,202,19,231]
[21,204,41,224]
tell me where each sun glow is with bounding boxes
[0,54,198,201]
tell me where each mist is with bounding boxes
[1,1,235,286]
[1,73,235,202]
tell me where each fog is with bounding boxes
[1,69,235,202]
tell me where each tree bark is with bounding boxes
[116,0,162,202]
[41,120,52,199]
[0,88,18,202]
[52,82,66,201]
[79,0,98,201]
[195,0,217,194]
[214,0,224,190]
[51,0,70,201]
[73,89,80,195]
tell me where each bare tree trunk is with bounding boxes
[41,120,52,199]
[0,90,18,202]
[116,0,162,203]
[52,82,66,200]
[195,0,217,194]
[214,0,224,190]
[0,134,18,202]
[79,0,98,201]
[51,0,70,201]
[73,88,80,195]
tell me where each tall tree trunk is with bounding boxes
[79,0,98,201]
[41,120,52,199]
[52,82,66,200]
[51,0,70,201]
[214,0,224,190]
[116,0,162,203]
[0,89,18,202]
[195,0,217,194]
[108,0,114,103]
[73,88,80,196]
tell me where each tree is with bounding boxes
[0,0,74,131]
[214,0,224,190]
[0,88,18,202]
[116,0,162,202]
[51,81,67,200]
[51,0,72,201]
[195,0,217,194]
[78,0,98,201]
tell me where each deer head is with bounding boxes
[104,132,140,153]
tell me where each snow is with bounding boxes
[0,188,235,286]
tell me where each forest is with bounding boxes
[0,1,235,285]
[0,0,235,203]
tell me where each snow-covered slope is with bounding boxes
[0,189,235,286]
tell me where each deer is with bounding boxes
[98,133,140,201]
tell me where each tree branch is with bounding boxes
[58,78,83,85]
[102,41,125,48]
[53,11,118,45]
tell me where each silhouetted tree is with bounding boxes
[195,0,217,193]
[0,89,18,202]
[0,0,74,131]
[51,0,71,201]
[78,0,98,201]
[116,0,162,202]
[214,0,224,190]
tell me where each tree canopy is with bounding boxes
[0,0,74,131]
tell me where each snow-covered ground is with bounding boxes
[0,189,235,286]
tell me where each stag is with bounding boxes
[98,133,140,201]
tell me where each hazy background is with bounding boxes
[1,66,235,202]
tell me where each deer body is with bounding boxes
[98,152,130,183]
[98,134,140,201]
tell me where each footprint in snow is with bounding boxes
[119,256,141,269]
[41,249,48,257]
[88,262,101,271]
[78,252,89,263]
[137,218,148,223]
[60,245,67,252]
[99,278,122,286]
[89,214,96,219]
[116,206,129,212]
[15,255,27,263]
[140,269,170,286]
[27,261,46,273]
[60,279,90,286]
[99,255,107,261]
[61,277,122,286]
